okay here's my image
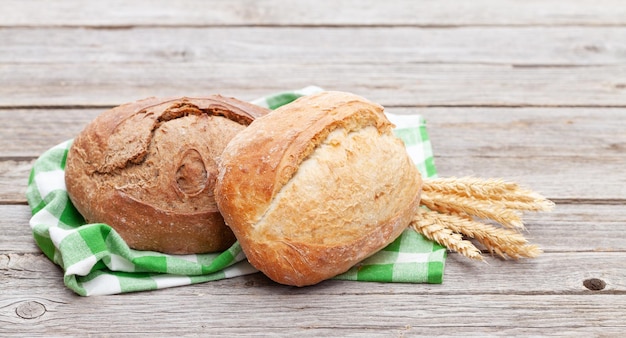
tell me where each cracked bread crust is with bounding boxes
[215,91,422,286]
[65,95,269,254]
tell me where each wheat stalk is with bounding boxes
[410,208,483,261]
[410,176,553,261]
[438,212,542,259]
[423,177,554,211]
[423,177,519,198]
[421,190,525,229]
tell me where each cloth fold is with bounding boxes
[26,87,446,296]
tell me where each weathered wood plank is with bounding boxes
[2,0,626,27]
[415,108,626,157]
[1,1,624,337]
[0,109,99,157]
[5,202,626,254]
[3,152,624,202]
[4,246,625,295]
[2,107,624,201]
[418,107,626,199]
[3,63,626,107]
[0,252,626,298]
[3,27,626,66]
[1,293,624,336]
[0,160,34,204]
[433,155,626,201]
[0,234,626,336]
[4,107,625,158]
[1,264,624,336]
[0,205,37,253]
[4,253,625,309]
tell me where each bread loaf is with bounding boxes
[215,91,422,286]
[65,95,269,254]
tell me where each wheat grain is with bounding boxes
[421,190,525,229]
[410,208,483,261]
[433,211,543,259]
[414,176,552,260]
[424,177,518,199]
[423,177,554,211]
[490,198,555,212]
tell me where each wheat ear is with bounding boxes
[424,177,555,211]
[410,208,483,261]
[410,176,553,260]
[420,190,525,229]
[436,212,543,259]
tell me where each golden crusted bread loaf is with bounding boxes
[215,91,422,286]
[65,95,269,254]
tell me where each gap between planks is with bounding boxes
[6,23,626,29]
[5,104,626,110]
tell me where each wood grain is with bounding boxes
[3,25,626,107]
[0,109,99,157]
[10,228,626,337]
[3,27,626,66]
[6,202,626,254]
[0,205,37,253]
[4,107,625,158]
[3,63,626,107]
[3,107,624,201]
[2,0,626,27]
[1,264,625,336]
[4,149,624,202]
[4,108,625,157]
[1,292,625,336]
[4,249,625,295]
[2,1,625,336]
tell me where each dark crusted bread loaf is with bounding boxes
[215,91,422,286]
[65,95,269,254]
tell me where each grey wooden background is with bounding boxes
[1,1,625,336]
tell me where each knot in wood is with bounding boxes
[15,301,46,319]
[583,278,606,291]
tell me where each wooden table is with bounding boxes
[2,1,625,336]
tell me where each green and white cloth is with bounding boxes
[26,87,446,296]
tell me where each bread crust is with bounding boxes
[65,95,269,254]
[216,91,422,286]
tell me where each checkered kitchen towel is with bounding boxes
[26,87,446,296]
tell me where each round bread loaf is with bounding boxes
[215,91,423,286]
[65,95,269,254]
